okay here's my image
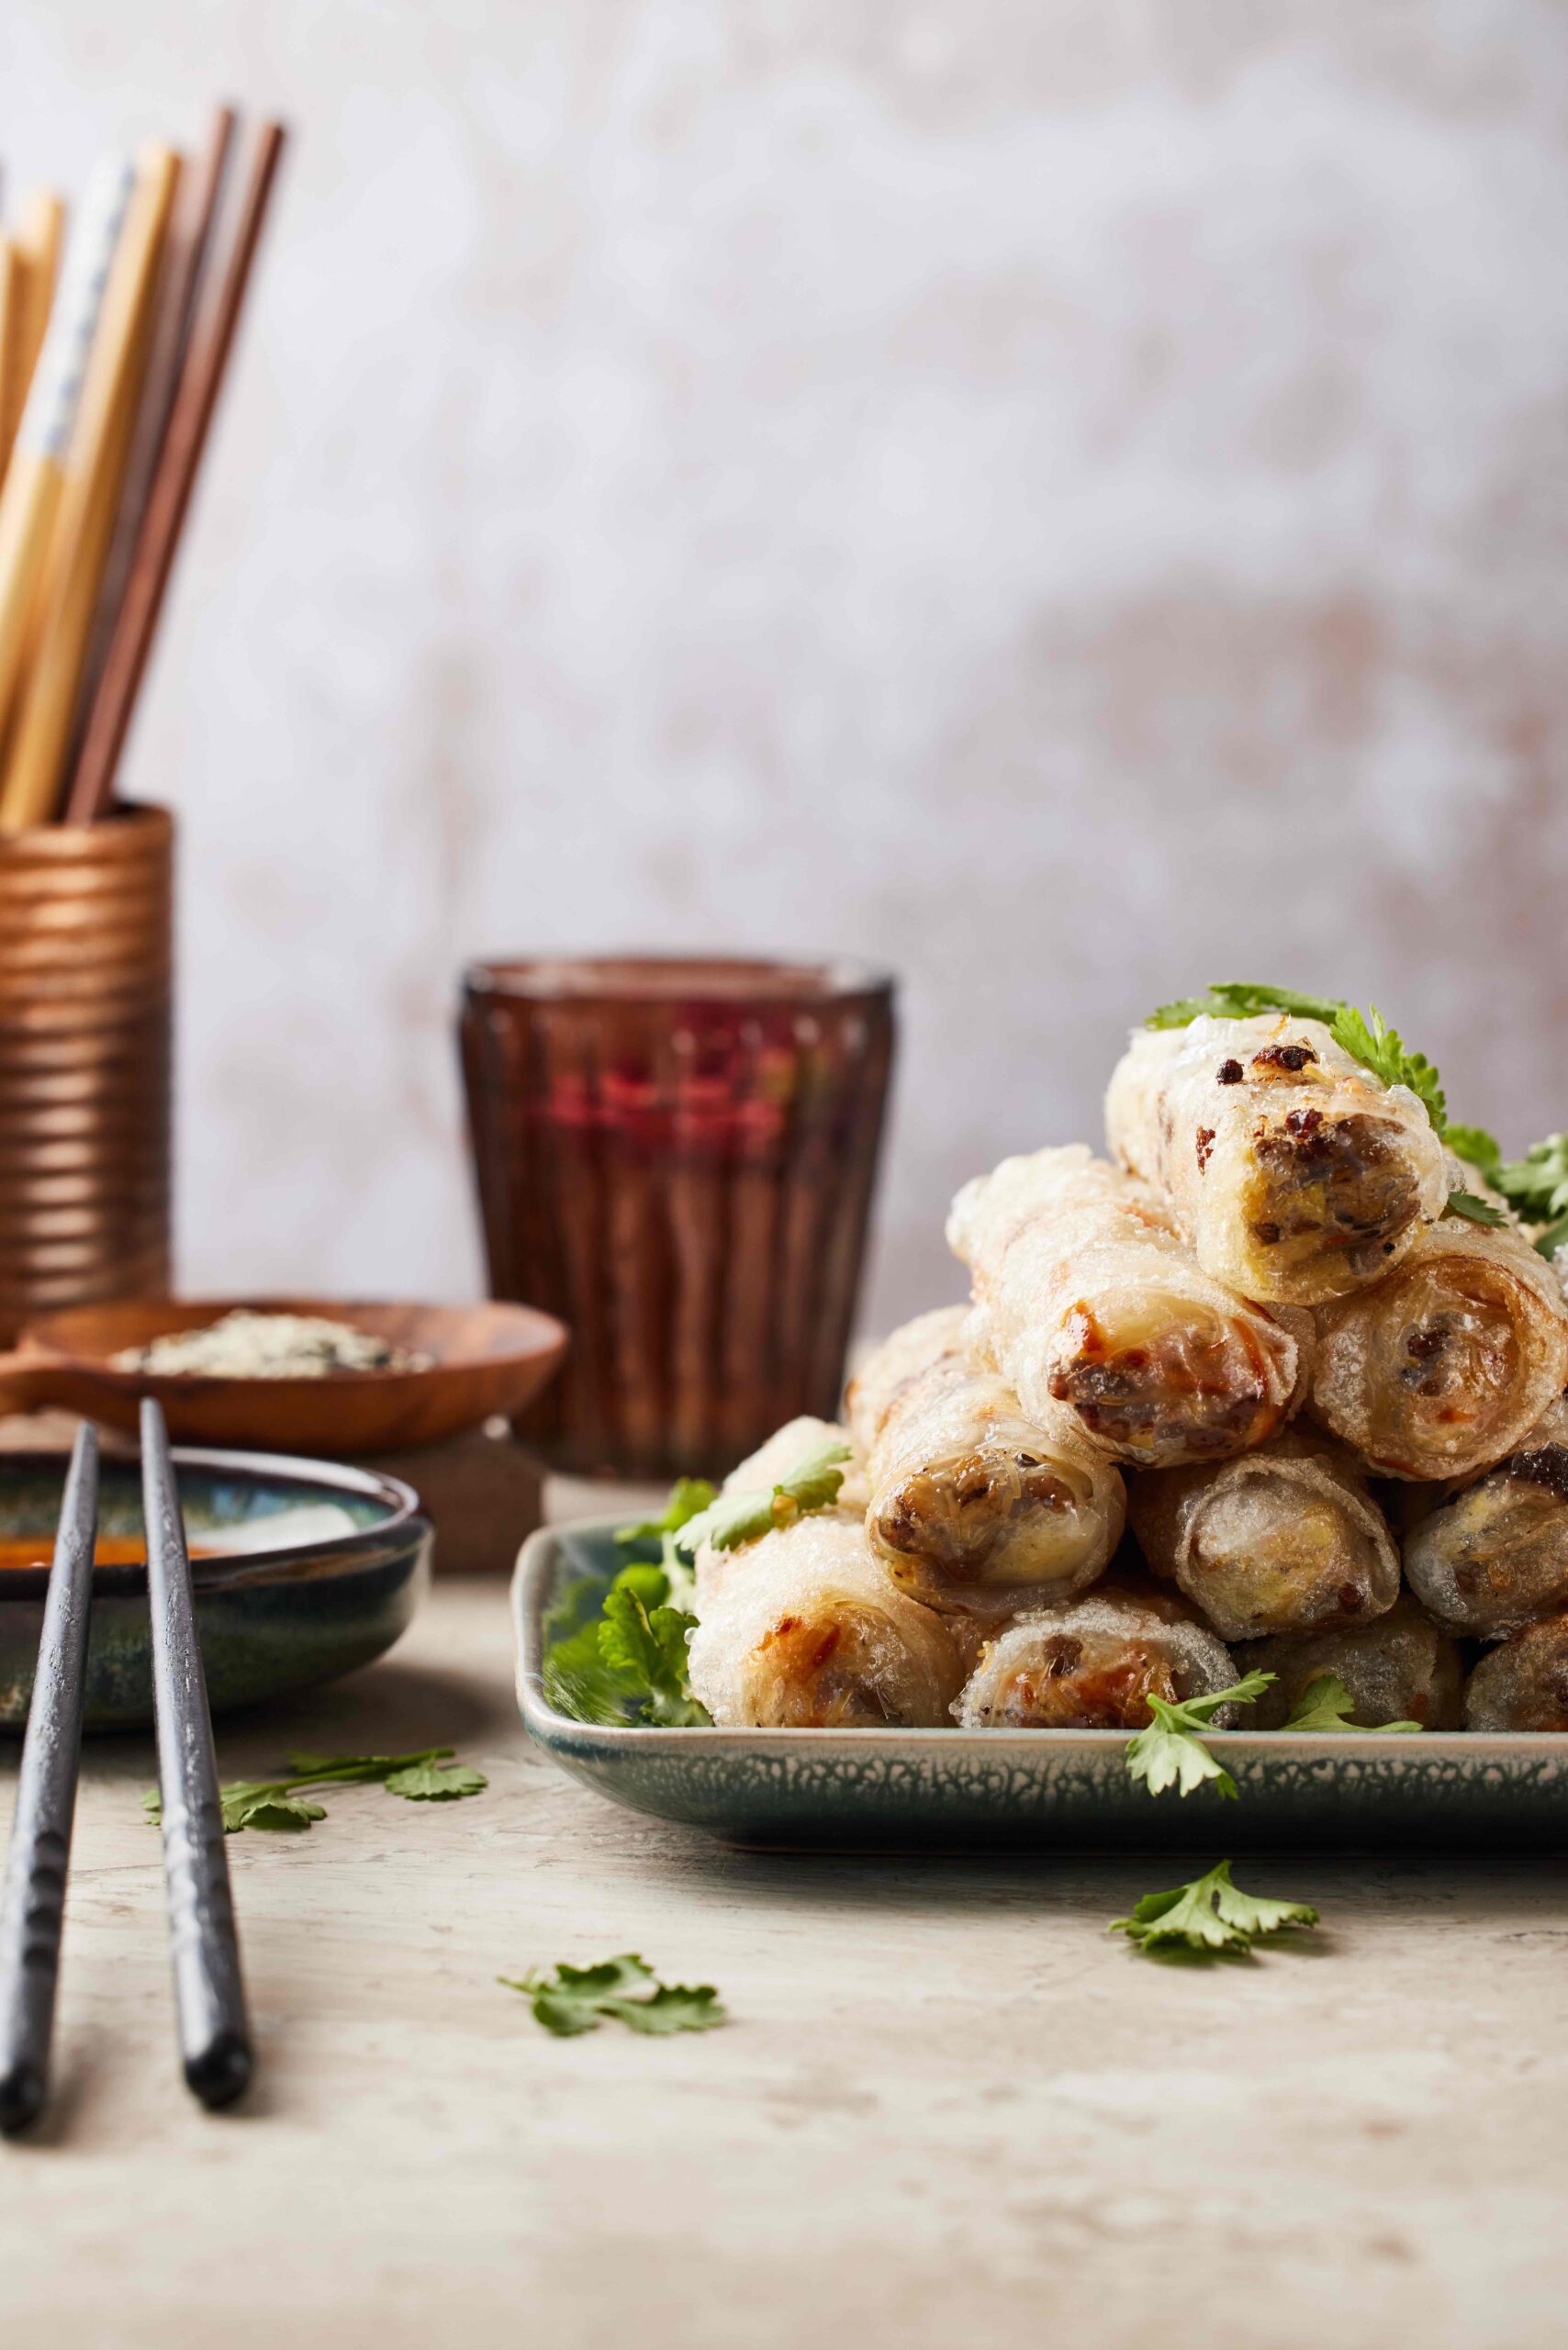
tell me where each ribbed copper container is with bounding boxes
[0,802,173,1342]
[460,956,896,1480]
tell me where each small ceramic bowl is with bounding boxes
[0,1447,431,1730]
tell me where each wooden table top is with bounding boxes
[3,1566,1566,2349]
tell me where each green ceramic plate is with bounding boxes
[515,1516,1568,1847]
[0,1446,431,1730]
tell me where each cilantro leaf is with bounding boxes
[598,1584,708,1726]
[1444,1125,1502,1179]
[500,1953,726,2037]
[1533,1211,1568,1261]
[1147,983,1343,1030]
[543,1556,710,1728]
[1113,1860,1319,1956]
[1281,1673,1422,1735]
[1445,1190,1507,1227]
[614,1477,718,1547]
[1123,1670,1274,1801]
[384,1759,488,1801]
[1329,1004,1446,1128]
[677,1435,853,1559]
[142,1744,486,1833]
[1496,1134,1568,1224]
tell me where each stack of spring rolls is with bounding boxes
[687,1010,1568,1734]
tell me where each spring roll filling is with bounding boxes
[1049,1297,1283,1462]
[1241,1111,1422,1284]
[967,1632,1179,1731]
[873,1449,1082,1587]
[1342,1261,1526,1466]
[1183,1482,1385,1631]
[749,1604,907,1727]
[1406,1445,1568,1631]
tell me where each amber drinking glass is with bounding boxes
[0,802,173,1343]
[460,956,896,1479]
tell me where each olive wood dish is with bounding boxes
[0,1444,431,1729]
[514,1517,1568,1849]
[0,1297,567,1453]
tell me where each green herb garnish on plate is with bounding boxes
[1122,1671,1273,1800]
[1280,1674,1421,1734]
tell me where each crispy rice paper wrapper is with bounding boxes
[1464,1612,1568,1730]
[1404,1394,1568,1636]
[686,1514,964,1728]
[1105,1014,1449,1306]
[1126,1426,1400,1642]
[946,1144,1305,1470]
[953,1577,1238,1731]
[1308,1210,1568,1483]
[846,1305,1125,1625]
[1238,1595,1464,1729]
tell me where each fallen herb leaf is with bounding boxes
[1281,1673,1422,1735]
[1113,1860,1319,1956]
[500,1953,726,2037]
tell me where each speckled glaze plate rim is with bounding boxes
[0,1444,423,1602]
[512,1516,1568,1799]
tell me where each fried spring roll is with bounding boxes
[1464,1615,1568,1731]
[954,1578,1238,1730]
[686,1514,964,1728]
[845,1305,1125,1623]
[1105,1015,1449,1306]
[1126,1427,1399,1641]
[947,1145,1304,1469]
[1403,1396,1568,1636]
[1309,1214,1568,1482]
[1239,1595,1464,1729]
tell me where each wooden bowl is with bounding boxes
[0,1297,568,1454]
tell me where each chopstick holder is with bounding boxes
[0,1423,98,2133]
[141,1398,252,2108]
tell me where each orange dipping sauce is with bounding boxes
[0,1535,218,1572]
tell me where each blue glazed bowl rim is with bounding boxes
[0,1444,424,1602]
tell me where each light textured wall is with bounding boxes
[7,1,1568,1333]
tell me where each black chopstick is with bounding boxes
[0,1423,98,2134]
[141,1398,252,2108]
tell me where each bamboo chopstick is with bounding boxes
[0,241,26,483]
[0,161,130,767]
[15,190,65,397]
[65,118,285,827]
[0,146,178,833]
[67,108,234,799]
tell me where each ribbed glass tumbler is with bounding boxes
[0,803,173,1343]
[459,957,896,1480]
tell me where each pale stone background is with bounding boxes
[6,0,1568,1331]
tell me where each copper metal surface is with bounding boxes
[0,802,172,1338]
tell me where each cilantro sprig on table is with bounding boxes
[499,1953,726,2037]
[1113,1863,1318,1958]
[141,1746,487,1835]
[543,1440,854,1729]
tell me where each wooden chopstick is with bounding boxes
[67,109,235,792]
[0,145,179,833]
[65,119,286,828]
[141,1398,252,2109]
[0,1424,99,2135]
[0,160,132,767]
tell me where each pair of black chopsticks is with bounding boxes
[0,1401,251,2132]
